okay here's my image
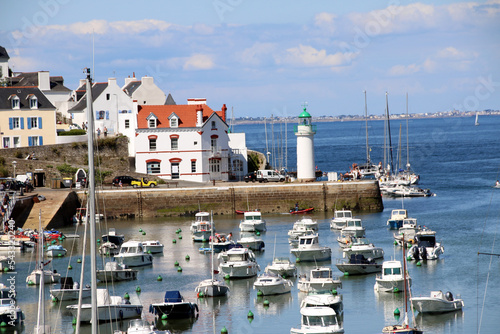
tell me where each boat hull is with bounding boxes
[149,303,198,319]
[50,288,91,301]
[195,280,229,297]
[254,282,292,295]
[374,277,411,293]
[411,297,463,313]
[0,309,24,326]
[291,248,331,262]
[335,263,382,275]
[96,269,138,282]
[290,325,344,333]
[297,280,342,293]
[239,221,267,232]
[343,247,384,260]
[67,304,142,322]
[192,231,211,242]
[237,240,265,251]
[46,249,67,257]
[115,254,153,267]
[143,245,164,254]
[219,264,259,278]
[26,270,61,284]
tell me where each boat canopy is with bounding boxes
[164,291,183,303]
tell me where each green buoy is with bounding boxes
[147,250,151,254]
[407,256,412,261]
[139,228,143,232]
[296,258,300,263]
[157,275,163,281]
[332,289,337,295]
[142,231,146,235]
[198,291,204,298]
[393,287,399,293]
[416,261,422,266]
[393,240,398,245]
[224,274,230,280]
[72,318,77,325]
[247,310,254,318]
[173,239,177,244]
[263,299,270,307]
[161,314,168,320]
[178,235,182,239]
[77,258,81,263]
[185,255,190,260]
[174,261,179,266]
[257,290,263,296]
[124,293,130,300]
[255,231,260,236]
[221,326,228,334]
[343,272,349,276]
[394,308,401,315]
[136,286,141,293]
[3,268,8,272]
[52,297,58,302]
[0,322,7,327]
[177,266,182,272]
[58,253,62,257]
[97,239,100,243]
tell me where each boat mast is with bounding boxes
[398,124,402,172]
[402,233,409,328]
[85,68,98,332]
[75,216,88,333]
[35,210,45,334]
[364,90,370,164]
[385,92,394,175]
[406,93,410,170]
[211,211,214,282]
[264,118,269,168]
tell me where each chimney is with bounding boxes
[221,104,227,122]
[196,105,203,127]
[79,79,86,89]
[141,76,153,86]
[108,77,117,86]
[38,71,50,91]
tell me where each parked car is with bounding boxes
[256,170,285,183]
[131,178,158,188]
[112,176,139,187]
[244,172,257,183]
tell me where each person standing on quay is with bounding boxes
[104,126,108,137]
[97,128,101,139]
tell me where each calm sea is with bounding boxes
[10,116,500,334]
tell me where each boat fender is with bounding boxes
[119,309,124,320]
[136,307,141,314]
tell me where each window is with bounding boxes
[29,97,38,109]
[149,138,156,151]
[170,118,178,128]
[125,120,130,129]
[232,159,243,172]
[11,96,20,109]
[97,110,105,120]
[211,121,216,129]
[191,161,196,173]
[148,119,156,128]
[106,93,110,100]
[147,161,161,174]
[3,137,10,148]
[211,138,217,151]
[29,117,38,129]
[209,159,220,173]
[13,137,20,148]
[171,138,178,150]
[194,141,198,145]
[9,117,22,130]
[28,136,42,146]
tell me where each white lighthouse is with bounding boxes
[295,106,316,182]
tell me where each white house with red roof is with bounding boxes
[135,98,247,182]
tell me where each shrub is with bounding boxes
[58,129,86,136]
[46,165,53,169]
[57,163,78,177]
[0,157,4,166]
[0,167,9,177]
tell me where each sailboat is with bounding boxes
[358,90,380,178]
[67,68,142,324]
[475,112,479,126]
[382,234,422,334]
[195,212,230,297]
[34,211,50,334]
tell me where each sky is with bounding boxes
[1,0,499,118]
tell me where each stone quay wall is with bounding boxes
[78,180,382,218]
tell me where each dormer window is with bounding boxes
[29,96,38,109]
[10,95,20,109]
[149,119,157,128]
[170,117,178,128]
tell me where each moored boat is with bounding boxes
[190,211,214,242]
[330,210,353,230]
[0,283,24,326]
[336,254,382,275]
[96,262,138,282]
[408,229,444,261]
[50,276,91,301]
[239,211,267,232]
[142,240,164,254]
[237,233,265,251]
[115,241,153,267]
[290,306,344,334]
[297,267,342,293]
[374,260,411,293]
[253,272,293,295]
[411,290,464,314]
[342,237,384,260]
[46,245,67,257]
[149,290,199,319]
[218,247,260,278]
[340,218,365,238]
[290,234,331,262]
[265,257,297,278]
[386,209,408,230]
[102,227,125,246]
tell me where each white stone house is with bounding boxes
[135,99,244,182]
[122,75,166,105]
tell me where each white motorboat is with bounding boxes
[330,210,353,230]
[209,233,237,253]
[340,219,365,238]
[288,225,316,247]
[336,254,382,275]
[411,290,464,314]
[290,306,344,334]
[393,218,421,246]
[300,292,343,325]
[408,229,444,261]
[67,289,143,322]
[50,277,91,301]
[297,267,342,293]
[237,233,265,251]
[102,227,125,246]
[115,241,153,267]
[336,233,354,248]
[190,211,214,242]
[342,237,384,260]
[253,272,293,295]
[142,240,164,254]
[386,209,408,230]
[99,241,120,256]
[96,262,138,282]
[218,247,260,278]
[291,234,331,262]
[374,260,411,293]
[239,211,267,232]
[26,269,61,285]
[265,257,297,278]
[386,185,433,198]
[122,319,171,334]
[46,245,67,257]
[294,217,319,232]
[0,283,24,326]
[195,213,230,297]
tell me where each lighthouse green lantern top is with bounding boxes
[295,105,316,133]
[299,107,311,119]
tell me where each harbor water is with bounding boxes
[8,116,500,333]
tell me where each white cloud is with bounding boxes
[240,42,277,66]
[281,45,353,69]
[389,63,421,76]
[9,56,41,71]
[183,54,215,70]
[314,12,337,34]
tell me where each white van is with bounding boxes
[256,170,285,183]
